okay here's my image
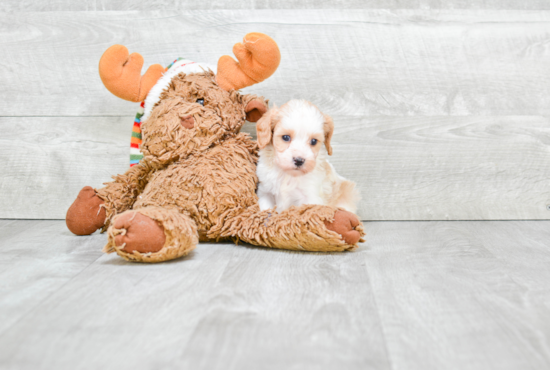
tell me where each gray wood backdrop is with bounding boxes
[1,1,550,220]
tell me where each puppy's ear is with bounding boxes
[256,106,278,149]
[323,114,334,156]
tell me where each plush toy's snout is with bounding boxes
[180,115,194,129]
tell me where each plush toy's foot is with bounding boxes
[103,207,198,263]
[66,186,106,235]
[112,211,166,254]
[324,210,363,245]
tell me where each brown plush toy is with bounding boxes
[66,33,365,263]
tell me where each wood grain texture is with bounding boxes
[365,220,550,370]
[0,220,390,370]
[3,0,550,11]
[0,220,103,335]
[327,115,550,220]
[2,115,549,220]
[2,220,550,369]
[1,10,550,116]
[476,222,550,295]
[0,117,131,219]
[2,9,550,220]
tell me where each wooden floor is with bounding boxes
[0,220,549,369]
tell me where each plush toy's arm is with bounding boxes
[217,205,365,252]
[66,161,154,236]
[95,161,153,229]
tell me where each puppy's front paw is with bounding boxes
[324,210,363,245]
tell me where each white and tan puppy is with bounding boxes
[256,99,360,213]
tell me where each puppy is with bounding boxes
[256,99,360,213]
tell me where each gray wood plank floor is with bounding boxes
[1,220,549,370]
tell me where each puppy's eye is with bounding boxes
[196,98,204,106]
[310,139,318,146]
[282,135,291,142]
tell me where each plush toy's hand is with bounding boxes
[113,212,166,254]
[66,186,107,235]
[324,210,363,245]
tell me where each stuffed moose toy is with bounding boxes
[66,33,365,263]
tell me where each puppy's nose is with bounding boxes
[293,157,305,167]
[180,115,194,129]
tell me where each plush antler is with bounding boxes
[99,45,165,102]
[216,33,281,91]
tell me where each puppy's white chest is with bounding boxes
[263,172,323,212]
[279,177,316,205]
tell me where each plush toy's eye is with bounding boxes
[310,139,318,146]
[282,135,291,142]
[196,98,204,106]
